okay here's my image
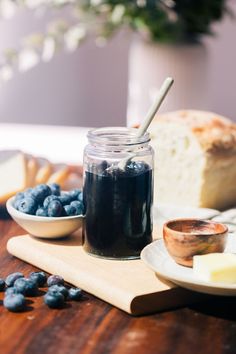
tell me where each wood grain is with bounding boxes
[7,233,204,315]
[0,220,236,354]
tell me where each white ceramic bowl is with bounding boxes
[6,196,84,239]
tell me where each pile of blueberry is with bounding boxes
[0,271,83,312]
[88,160,150,177]
[13,183,84,217]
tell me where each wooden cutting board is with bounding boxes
[7,231,204,315]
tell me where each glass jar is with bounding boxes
[82,127,154,260]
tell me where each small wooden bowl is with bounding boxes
[163,218,228,267]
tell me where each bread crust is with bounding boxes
[155,110,236,154]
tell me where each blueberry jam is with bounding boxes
[82,161,153,259]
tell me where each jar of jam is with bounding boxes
[82,127,154,259]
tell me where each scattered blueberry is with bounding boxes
[2,270,85,313]
[48,285,68,299]
[68,287,82,301]
[14,277,38,296]
[18,197,38,215]
[47,275,64,287]
[47,200,63,217]
[70,201,83,215]
[5,272,24,287]
[29,271,47,287]
[49,183,61,196]
[32,184,51,204]
[0,278,5,291]
[44,291,65,309]
[64,204,77,216]
[3,294,26,312]
[36,207,48,217]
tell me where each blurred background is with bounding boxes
[0,0,235,128]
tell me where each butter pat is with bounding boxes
[193,253,236,284]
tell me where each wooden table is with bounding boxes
[0,123,236,353]
[1,219,236,354]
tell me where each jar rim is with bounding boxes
[87,127,150,146]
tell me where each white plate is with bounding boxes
[141,233,236,296]
[153,204,221,237]
[153,203,220,225]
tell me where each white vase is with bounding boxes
[127,39,210,126]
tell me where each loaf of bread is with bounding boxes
[150,110,236,210]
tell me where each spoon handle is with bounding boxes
[136,77,174,138]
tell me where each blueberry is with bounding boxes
[70,201,83,215]
[64,205,77,216]
[47,200,63,217]
[77,192,83,202]
[29,271,47,287]
[59,193,72,206]
[44,291,65,309]
[24,188,34,198]
[49,183,61,196]
[106,166,125,178]
[36,207,48,217]
[47,275,64,287]
[48,285,68,299]
[125,161,147,175]
[13,192,24,209]
[32,184,52,204]
[15,192,25,201]
[69,189,81,200]
[5,272,24,287]
[68,287,82,301]
[96,160,109,174]
[0,278,5,291]
[43,195,59,209]
[5,287,18,296]
[18,197,38,215]
[14,198,23,210]
[14,277,38,296]
[3,294,26,312]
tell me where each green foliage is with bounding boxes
[83,0,229,43]
[0,0,230,81]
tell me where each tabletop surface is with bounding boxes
[1,123,236,353]
[1,219,236,354]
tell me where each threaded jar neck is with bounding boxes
[87,127,150,149]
